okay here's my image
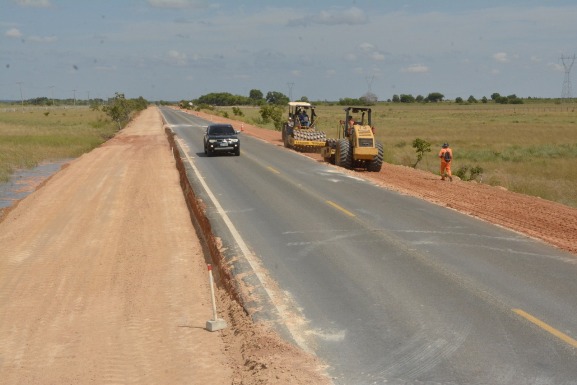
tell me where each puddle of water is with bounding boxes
[0,160,70,210]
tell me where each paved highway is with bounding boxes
[160,107,577,385]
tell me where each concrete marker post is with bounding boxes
[205,264,227,332]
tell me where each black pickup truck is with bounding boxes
[203,124,240,156]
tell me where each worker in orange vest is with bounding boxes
[439,142,453,181]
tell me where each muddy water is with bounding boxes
[0,160,70,210]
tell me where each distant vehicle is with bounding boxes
[203,124,240,156]
[320,107,383,171]
[281,101,327,152]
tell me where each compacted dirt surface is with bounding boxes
[0,106,576,385]
[0,107,329,385]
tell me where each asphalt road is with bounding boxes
[160,107,577,385]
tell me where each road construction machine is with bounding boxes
[281,102,327,152]
[320,107,384,172]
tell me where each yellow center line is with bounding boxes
[512,308,577,349]
[267,166,280,174]
[326,200,356,217]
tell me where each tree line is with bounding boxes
[390,92,523,104]
[181,89,529,108]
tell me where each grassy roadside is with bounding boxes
[0,107,118,183]
[209,102,577,208]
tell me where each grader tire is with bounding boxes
[336,139,352,169]
[367,142,384,172]
[282,124,292,148]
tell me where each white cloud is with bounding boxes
[359,43,375,52]
[5,28,22,38]
[493,52,509,63]
[27,35,57,43]
[401,64,429,73]
[16,0,51,7]
[344,53,356,61]
[167,50,187,66]
[325,69,337,77]
[288,6,367,27]
[370,52,385,61]
[148,0,209,9]
[95,65,117,72]
[548,63,564,72]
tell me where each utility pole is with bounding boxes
[72,89,76,106]
[287,82,294,101]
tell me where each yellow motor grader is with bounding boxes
[281,102,327,152]
[321,107,383,172]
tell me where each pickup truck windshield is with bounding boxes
[209,126,235,135]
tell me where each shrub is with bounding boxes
[412,138,431,168]
[455,165,484,181]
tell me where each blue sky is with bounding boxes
[2,0,577,102]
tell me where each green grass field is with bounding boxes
[0,107,118,183]
[215,102,577,208]
[3,103,576,208]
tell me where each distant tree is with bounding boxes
[416,95,425,103]
[467,95,478,103]
[426,92,444,103]
[455,97,464,104]
[195,92,251,106]
[360,92,378,105]
[28,97,49,106]
[259,104,284,129]
[299,96,309,102]
[102,93,148,130]
[392,94,400,103]
[265,91,289,105]
[89,100,101,111]
[400,94,415,103]
[481,96,488,103]
[495,96,509,104]
[491,92,501,101]
[338,97,364,106]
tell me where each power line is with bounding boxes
[560,54,575,102]
[365,75,375,93]
[287,82,294,101]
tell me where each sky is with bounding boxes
[2,0,577,102]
